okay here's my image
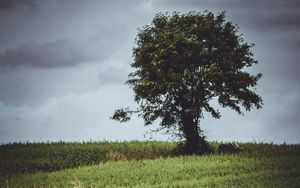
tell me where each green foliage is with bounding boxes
[111,108,132,122]
[113,11,262,152]
[1,142,299,187]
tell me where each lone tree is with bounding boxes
[112,11,262,154]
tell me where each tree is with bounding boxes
[112,11,262,154]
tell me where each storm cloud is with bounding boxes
[0,39,96,68]
[155,0,300,35]
[0,0,38,10]
[0,0,299,144]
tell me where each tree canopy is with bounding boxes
[112,11,262,154]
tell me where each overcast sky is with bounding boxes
[0,0,299,144]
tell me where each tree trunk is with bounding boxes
[181,113,210,155]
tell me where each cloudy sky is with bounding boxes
[0,0,299,144]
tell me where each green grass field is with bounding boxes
[1,141,299,187]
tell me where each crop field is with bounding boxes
[1,141,299,187]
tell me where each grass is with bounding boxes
[0,141,299,187]
[0,141,176,175]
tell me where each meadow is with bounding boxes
[0,141,299,187]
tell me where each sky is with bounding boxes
[0,0,299,144]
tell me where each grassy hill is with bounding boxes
[1,141,299,187]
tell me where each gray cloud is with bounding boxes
[154,0,300,9]
[0,39,97,68]
[231,10,300,33]
[0,63,101,106]
[154,0,300,32]
[0,0,147,68]
[0,0,38,11]
[98,66,129,85]
[0,0,148,107]
[0,0,299,144]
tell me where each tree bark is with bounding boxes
[181,113,210,154]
